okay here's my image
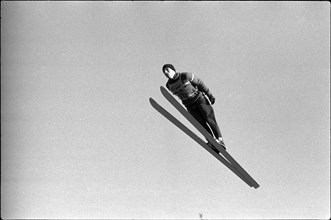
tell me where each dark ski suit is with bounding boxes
[166,72,222,139]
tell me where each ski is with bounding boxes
[160,86,260,189]
[149,98,253,187]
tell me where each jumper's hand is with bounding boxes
[208,94,216,105]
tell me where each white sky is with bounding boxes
[1,1,330,219]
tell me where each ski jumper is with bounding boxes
[166,72,222,139]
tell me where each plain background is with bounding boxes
[1,1,330,219]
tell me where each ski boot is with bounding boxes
[216,137,226,150]
[207,141,221,154]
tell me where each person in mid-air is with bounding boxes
[162,64,226,152]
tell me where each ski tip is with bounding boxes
[160,86,167,93]
[149,97,160,108]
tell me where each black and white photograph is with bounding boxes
[1,1,330,219]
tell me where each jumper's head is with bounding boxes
[162,64,176,79]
